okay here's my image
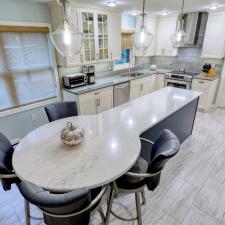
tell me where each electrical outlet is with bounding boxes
[31,114,37,121]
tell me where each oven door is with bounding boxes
[165,79,191,89]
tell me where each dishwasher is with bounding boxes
[113,82,130,107]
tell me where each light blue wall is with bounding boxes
[122,13,136,30]
[0,0,53,141]
[0,0,51,23]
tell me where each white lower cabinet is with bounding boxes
[130,74,165,101]
[192,78,218,111]
[63,74,165,115]
[130,77,150,101]
[156,74,165,90]
[63,87,113,115]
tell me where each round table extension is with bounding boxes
[12,114,141,192]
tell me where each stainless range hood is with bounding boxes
[180,11,208,48]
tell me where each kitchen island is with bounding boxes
[13,87,200,192]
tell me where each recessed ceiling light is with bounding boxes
[161,11,169,16]
[209,4,218,10]
[107,1,117,7]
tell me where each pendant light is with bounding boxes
[170,0,188,48]
[133,0,153,50]
[50,0,84,57]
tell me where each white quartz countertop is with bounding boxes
[13,87,201,192]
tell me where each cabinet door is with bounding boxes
[149,75,157,93]
[97,13,109,60]
[192,79,210,110]
[141,78,151,96]
[135,17,157,57]
[130,83,141,101]
[155,16,178,56]
[81,11,97,62]
[156,74,165,90]
[108,13,121,60]
[96,92,113,113]
[202,13,225,59]
[79,94,97,115]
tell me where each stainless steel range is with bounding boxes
[164,71,198,89]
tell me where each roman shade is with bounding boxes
[0,25,57,112]
[121,30,134,49]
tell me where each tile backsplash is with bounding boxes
[58,48,224,85]
[150,48,224,74]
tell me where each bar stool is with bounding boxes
[45,101,78,122]
[18,181,107,225]
[105,129,180,225]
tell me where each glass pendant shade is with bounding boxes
[170,19,188,48]
[133,25,153,50]
[50,2,84,57]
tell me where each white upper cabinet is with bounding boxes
[49,3,121,66]
[135,16,157,57]
[202,12,225,59]
[155,16,178,56]
[108,13,122,61]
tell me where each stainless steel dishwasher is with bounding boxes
[113,82,130,107]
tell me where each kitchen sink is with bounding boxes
[120,72,145,78]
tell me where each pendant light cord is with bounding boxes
[181,0,185,14]
[142,0,146,27]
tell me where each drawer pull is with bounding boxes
[95,92,100,95]
[198,81,205,84]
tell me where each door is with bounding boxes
[202,13,225,58]
[155,16,178,56]
[108,12,121,60]
[130,83,141,101]
[79,95,97,115]
[81,11,97,62]
[96,91,113,113]
[157,74,165,90]
[149,75,157,93]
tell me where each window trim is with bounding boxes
[0,21,61,118]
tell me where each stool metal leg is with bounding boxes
[135,192,142,225]
[105,187,115,225]
[141,190,146,205]
[24,200,31,225]
[98,206,105,225]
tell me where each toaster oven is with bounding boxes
[63,73,87,89]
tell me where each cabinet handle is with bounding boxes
[95,92,100,95]
[99,99,101,106]
[96,99,98,107]
[110,52,112,60]
[198,81,205,84]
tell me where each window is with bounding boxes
[114,49,134,70]
[0,26,58,112]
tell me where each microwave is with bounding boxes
[63,73,87,89]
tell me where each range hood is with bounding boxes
[180,11,208,48]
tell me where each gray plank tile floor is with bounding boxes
[1,108,225,225]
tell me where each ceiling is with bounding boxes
[28,0,225,13]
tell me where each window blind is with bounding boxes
[0,27,57,112]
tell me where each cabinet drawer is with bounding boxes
[130,76,151,86]
[192,79,211,88]
[79,86,113,101]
